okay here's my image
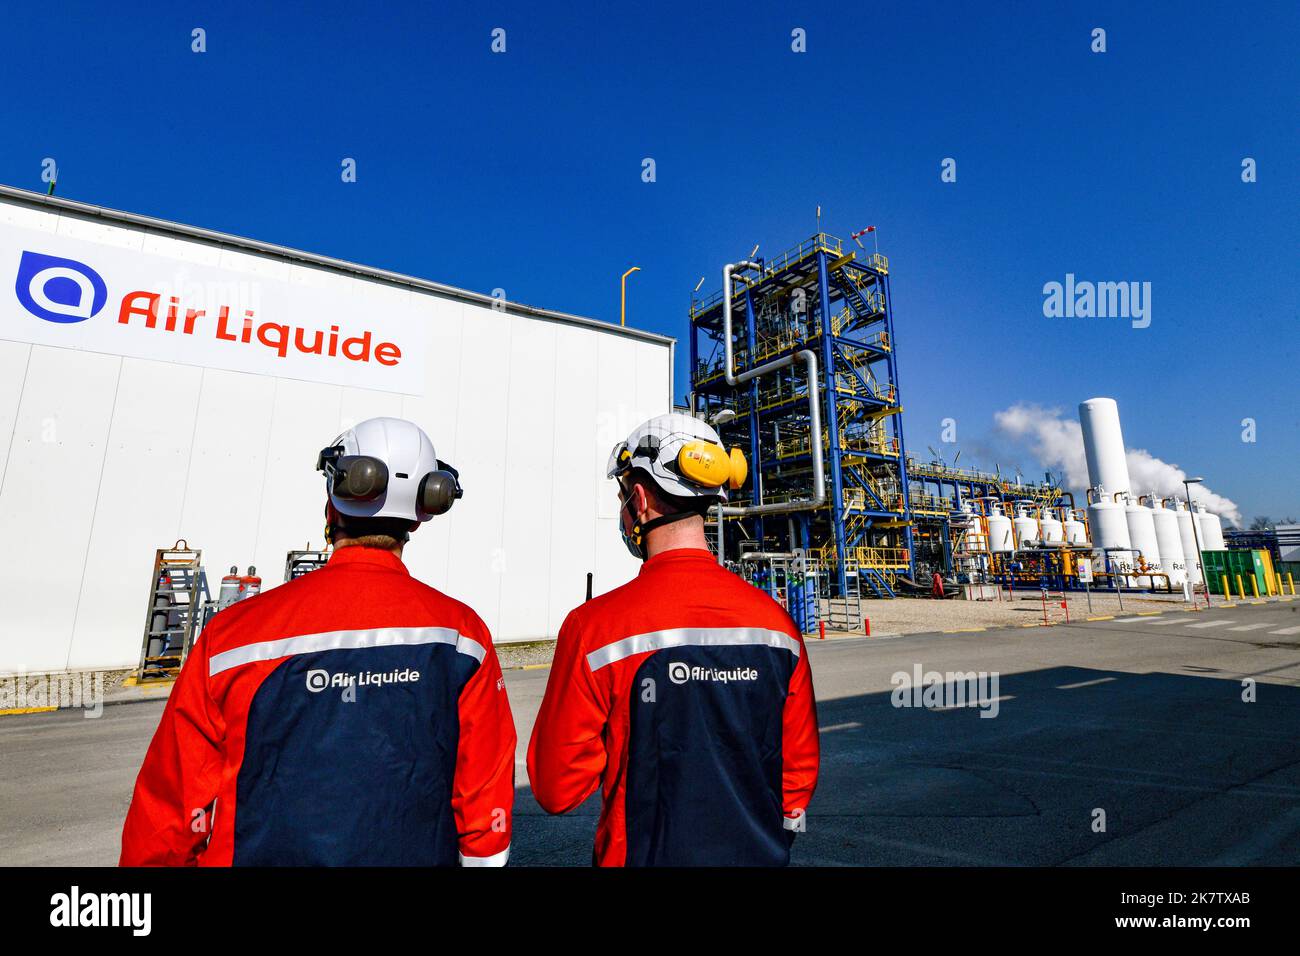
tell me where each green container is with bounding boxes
[1201,549,1268,596]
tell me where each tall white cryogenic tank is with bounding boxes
[1079,397,1132,498]
[1196,505,1226,550]
[1039,508,1064,544]
[1088,488,1131,554]
[1063,508,1089,544]
[1125,495,1163,582]
[986,504,1014,553]
[1012,504,1040,547]
[1150,499,1187,586]
[1174,501,1203,585]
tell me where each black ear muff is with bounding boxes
[419,468,462,517]
[332,455,388,500]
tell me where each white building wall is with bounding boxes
[0,193,672,673]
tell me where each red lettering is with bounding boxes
[342,330,372,362]
[257,322,290,358]
[118,292,160,327]
[183,309,204,335]
[215,306,238,341]
[374,342,401,366]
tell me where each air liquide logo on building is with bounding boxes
[306,667,421,692]
[6,240,421,395]
[15,251,107,323]
[667,661,758,685]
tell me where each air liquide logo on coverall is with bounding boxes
[305,668,421,692]
[667,661,759,685]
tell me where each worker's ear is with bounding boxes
[632,481,651,519]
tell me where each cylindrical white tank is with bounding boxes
[1079,398,1132,498]
[1039,509,1064,544]
[1088,488,1132,555]
[1196,505,1226,550]
[986,504,1014,553]
[1063,508,1089,545]
[1012,504,1040,549]
[1150,499,1187,587]
[1125,495,1163,585]
[1174,501,1203,585]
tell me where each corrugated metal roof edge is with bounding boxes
[0,183,675,349]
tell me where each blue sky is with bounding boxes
[1,1,1295,520]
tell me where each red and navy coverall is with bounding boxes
[120,546,515,866]
[527,547,819,866]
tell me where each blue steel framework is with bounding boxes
[690,234,914,599]
[690,234,1067,601]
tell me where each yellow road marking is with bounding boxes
[0,706,58,716]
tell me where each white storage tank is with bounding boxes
[1088,487,1132,556]
[1150,498,1187,587]
[1062,508,1089,545]
[1079,398,1132,498]
[1174,501,1204,585]
[986,504,1014,553]
[1012,504,1040,548]
[1125,495,1163,585]
[1196,505,1227,550]
[1039,508,1064,544]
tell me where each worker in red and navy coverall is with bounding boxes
[528,412,819,866]
[120,417,515,866]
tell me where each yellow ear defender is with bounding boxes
[677,441,749,490]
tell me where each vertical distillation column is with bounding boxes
[816,249,849,596]
[688,308,699,411]
[743,286,764,546]
[883,270,917,578]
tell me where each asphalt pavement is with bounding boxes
[3,596,1298,866]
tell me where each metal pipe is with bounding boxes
[717,260,826,518]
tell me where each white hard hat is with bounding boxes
[317,417,462,522]
[606,412,748,502]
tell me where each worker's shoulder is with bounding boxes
[562,571,652,625]
[399,574,492,636]
[562,563,797,641]
[195,570,322,645]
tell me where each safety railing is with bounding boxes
[691,233,847,315]
[815,545,911,571]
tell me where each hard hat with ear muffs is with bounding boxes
[606,412,748,501]
[606,412,749,559]
[318,417,462,523]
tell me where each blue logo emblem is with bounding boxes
[15,251,108,324]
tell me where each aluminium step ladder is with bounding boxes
[131,541,210,684]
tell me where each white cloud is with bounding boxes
[993,403,1242,526]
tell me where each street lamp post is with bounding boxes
[620,266,641,327]
[1183,477,1209,607]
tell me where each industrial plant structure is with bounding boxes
[688,235,1260,620]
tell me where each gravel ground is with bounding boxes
[852,589,1196,634]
